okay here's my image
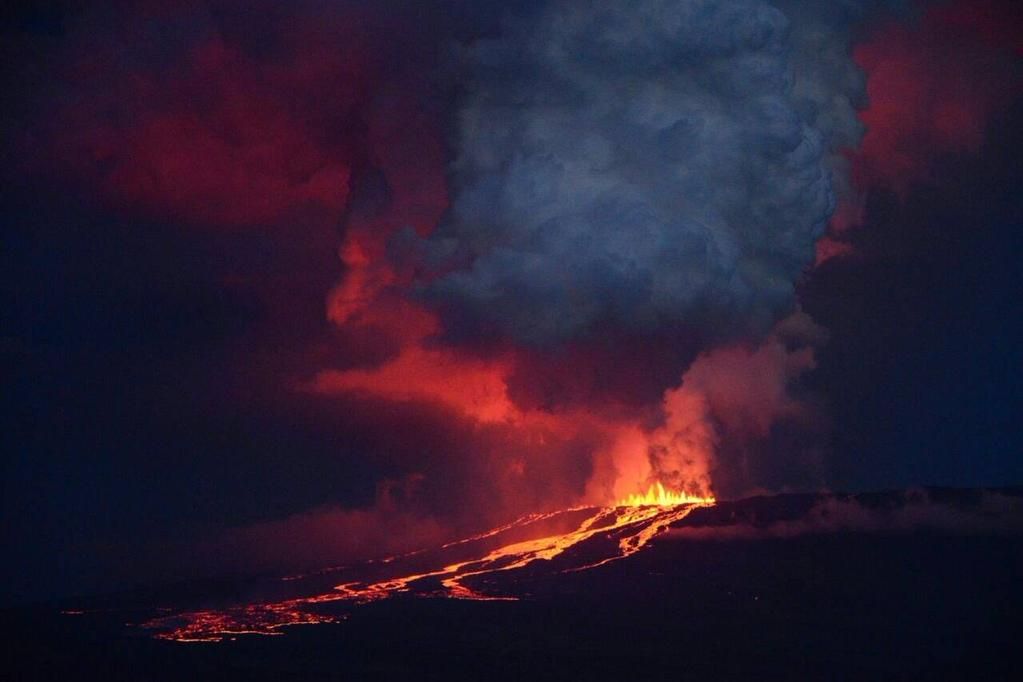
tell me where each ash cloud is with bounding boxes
[406,0,890,347]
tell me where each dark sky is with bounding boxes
[2,0,1021,604]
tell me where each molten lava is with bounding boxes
[142,486,715,642]
[618,482,715,507]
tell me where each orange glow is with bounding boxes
[146,600,342,642]
[144,496,715,642]
[310,344,516,423]
[617,481,716,507]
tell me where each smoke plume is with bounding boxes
[404,0,883,348]
[345,0,907,505]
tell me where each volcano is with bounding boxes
[7,487,1023,680]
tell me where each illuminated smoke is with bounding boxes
[404,0,888,347]
[365,0,905,503]
[316,1,918,509]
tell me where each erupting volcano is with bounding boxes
[145,485,716,642]
[5,0,1021,679]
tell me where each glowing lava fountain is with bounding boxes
[618,482,713,507]
[143,487,715,642]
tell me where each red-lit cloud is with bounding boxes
[817,0,1022,264]
[43,2,448,234]
[854,2,1020,193]
[58,40,351,225]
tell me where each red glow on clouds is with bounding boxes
[818,0,1021,264]
[854,14,1008,193]
[813,236,856,265]
[48,3,451,233]
[683,337,817,440]
[62,34,370,226]
[326,91,449,324]
[313,300,822,508]
[314,297,715,505]
[311,326,517,424]
[110,43,350,225]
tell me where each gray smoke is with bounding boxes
[401,0,893,347]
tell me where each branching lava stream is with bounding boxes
[143,485,714,642]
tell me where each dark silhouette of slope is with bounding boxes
[5,487,1022,680]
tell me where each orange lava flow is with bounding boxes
[144,492,714,642]
[146,599,343,642]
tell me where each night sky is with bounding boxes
[2,0,1021,604]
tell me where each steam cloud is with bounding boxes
[405,0,886,347]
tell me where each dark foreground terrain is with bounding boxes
[5,488,1023,681]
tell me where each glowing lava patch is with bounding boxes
[618,482,715,507]
[142,493,715,642]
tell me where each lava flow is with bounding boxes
[142,486,715,642]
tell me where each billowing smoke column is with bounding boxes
[378,0,886,499]
[408,0,874,348]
